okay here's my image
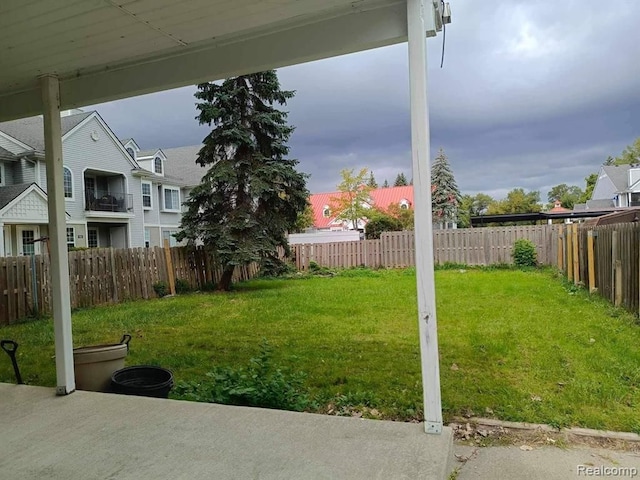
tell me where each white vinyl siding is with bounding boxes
[60,116,145,248]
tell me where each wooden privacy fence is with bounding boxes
[292,225,562,270]
[559,223,640,314]
[0,245,259,326]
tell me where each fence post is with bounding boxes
[31,254,38,315]
[587,231,596,293]
[566,224,573,280]
[615,259,623,307]
[557,225,564,272]
[163,239,176,295]
[612,230,618,304]
[572,225,580,284]
[109,248,119,303]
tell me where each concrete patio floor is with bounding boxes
[0,383,453,479]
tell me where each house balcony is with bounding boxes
[85,189,133,213]
[85,189,134,220]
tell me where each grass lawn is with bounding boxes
[1,268,639,433]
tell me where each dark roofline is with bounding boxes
[470,208,637,226]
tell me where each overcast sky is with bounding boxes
[88,0,640,202]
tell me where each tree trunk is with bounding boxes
[218,265,235,291]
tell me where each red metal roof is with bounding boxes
[309,186,414,229]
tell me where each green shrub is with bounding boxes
[173,341,313,412]
[512,239,537,267]
[308,261,335,276]
[260,256,296,278]
[365,215,403,239]
[153,281,169,297]
[175,278,191,294]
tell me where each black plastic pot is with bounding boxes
[111,365,173,398]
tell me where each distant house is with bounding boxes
[121,142,195,248]
[589,164,640,208]
[0,109,196,256]
[309,185,414,231]
[0,110,146,255]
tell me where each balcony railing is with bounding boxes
[85,189,133,213]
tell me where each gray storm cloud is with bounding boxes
[89,0,640,200]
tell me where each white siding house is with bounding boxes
[0,110,200,256]
[590,164,640,209]
[0,111,150,254]
[121,141,191,248]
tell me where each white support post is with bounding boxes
[0,223,4,257]
[40,75,75,395]
[407,0,443,434]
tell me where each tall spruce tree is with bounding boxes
[431,148,461,228]
[367,171,378,188]
[177,71,308,291]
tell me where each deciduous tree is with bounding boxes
[487,188,541,215]
[330,168,373,230]
[582,173,598,202]
[547,183,584,209]
[457,193,494,228]
[612,138,640,165]
[293,202,315,233]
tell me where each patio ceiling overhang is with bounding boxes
[0,0,441,122]
[0,0,448,435]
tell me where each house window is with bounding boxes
[87,228,98,248]
[163,186,180,211]
[126,147,135,159]
[631,193,640,207]
[63,167,73,199]
[162,230,177,247]
[323,205,330,218]
[66,227,75,250]
[144,228,151,248]
[142,182,152,209]
[22,230,35,256]
[154,157,163,174]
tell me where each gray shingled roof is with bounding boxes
[586,198,615,209]
[602,165,631,192]
[0,146,16,158]
[162,145,206,187]
[138,149,160,158]
[0,183,32,210]
[0,111,92,150]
